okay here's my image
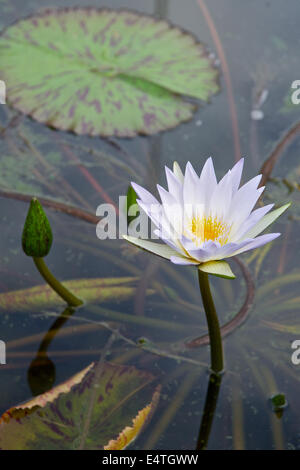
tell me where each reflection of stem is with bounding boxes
[196,372,222,450]
[198,271,223,373]
[27,306,75,396]
[33,257,83,307]
[38,306,75,352]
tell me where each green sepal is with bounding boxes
[126,185,138,227]
[198,260,236,279]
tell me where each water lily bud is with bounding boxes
[22,198,53,257]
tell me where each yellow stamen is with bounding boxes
[187,215,231,246]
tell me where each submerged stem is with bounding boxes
[198,270,224,373]
[33,257,83,307]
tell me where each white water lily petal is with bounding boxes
[228,175,263,231]
[209,167,234,219]
[236,204,274,240]
[131,182,158,206]
[198,260,236,279]
[137,200,175,240]
[183,161,199,210]
[227,233,280,256]
[242,203,291,239]
[199,239,255,261]
[123,235,178,260]
[154,229,185,254]
[165,166,183,203]
[170,255,199,265]
[156,185,183,235]
[229,158,244,194]
[181,239,220,263]
[229,186,264,239]
[173,161,184,182]
[198,157,217,208]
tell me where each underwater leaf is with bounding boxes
[262,320,300,335]
[0,8,219,137]
[0,361,159,450]
[198,260,236,279]
[0,277,153,312]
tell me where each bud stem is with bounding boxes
[33,257,83,307]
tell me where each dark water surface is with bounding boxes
[0,0,299,450]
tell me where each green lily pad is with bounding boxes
[0,8,219,137]
[0,361,159,450]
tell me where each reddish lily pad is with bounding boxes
[0,8,219,137]
[0,361,159,450]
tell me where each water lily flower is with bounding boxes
[124,158,289,279]
[123,157,290,373]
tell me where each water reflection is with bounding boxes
[27,306,75,396]
[196,372,222,450]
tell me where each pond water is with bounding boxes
[0,0,299,450]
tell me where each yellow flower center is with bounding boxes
[187,215,231,246]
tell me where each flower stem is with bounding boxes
[33,257,83,307]
[198,270,224,373]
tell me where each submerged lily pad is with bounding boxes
[0,361,159,450]
[0,277,153,312]
[0,8,219,137]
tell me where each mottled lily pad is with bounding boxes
[0,8,219,137]
[0,361,159,450]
